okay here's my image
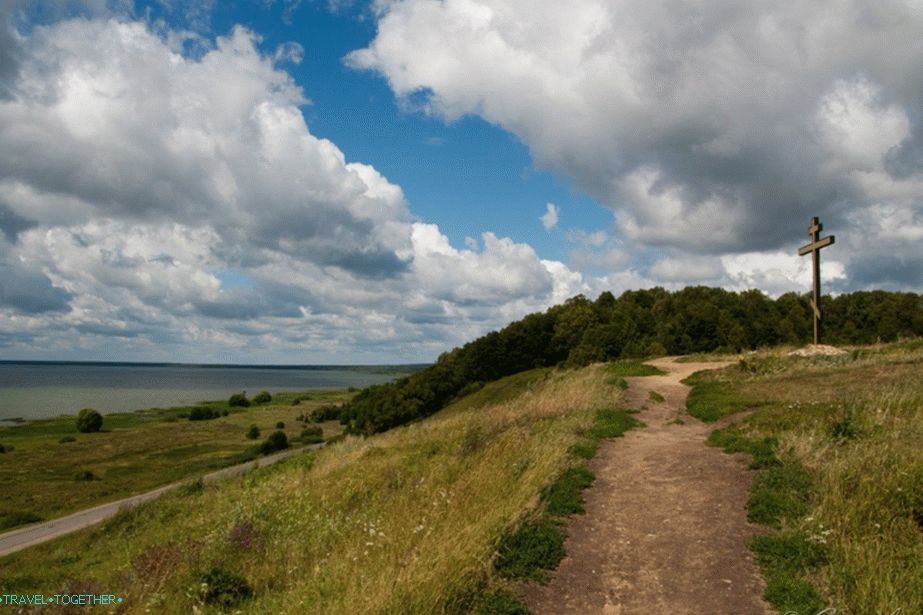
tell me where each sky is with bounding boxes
[0,0,921,364]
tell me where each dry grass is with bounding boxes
[1,365,620,614]
[705,339,923,614]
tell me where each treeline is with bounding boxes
[340,287,923,434]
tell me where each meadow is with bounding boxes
[0,390,348,530]
[688,339,923,614]
[0,363,633,614]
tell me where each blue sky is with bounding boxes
[1,1,921,363]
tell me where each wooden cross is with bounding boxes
[797,216,835,345]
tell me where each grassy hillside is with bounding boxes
[688,340,923,614]
[0,390,347,529]
[1,364,630,614]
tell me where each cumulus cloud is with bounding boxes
[351,0,923,290]
[0,15,587,361]
[540,202,559,230]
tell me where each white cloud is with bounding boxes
[540,202,559,230]
[352,0,923,286]
[0,15,596,362]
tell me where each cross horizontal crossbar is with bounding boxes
[810,298,821,320]
[798,235,835,256]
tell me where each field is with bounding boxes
[687,339,923,614]
[0,364,630,614]
[0,391,348,529]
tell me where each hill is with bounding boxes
[341,287,923,434]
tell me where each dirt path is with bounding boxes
[0,443,322,557]
[521,357,772,614]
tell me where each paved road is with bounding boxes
[0,444,322,557]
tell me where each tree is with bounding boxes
[76,408,103,433]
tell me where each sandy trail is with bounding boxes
[522,357,772,614]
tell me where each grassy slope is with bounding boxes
[0,391,348,526]
[690,340,923,614]
[1,364,626,614]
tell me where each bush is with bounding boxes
[58,436,76,444]
[253,391,272,404]
[76,408,103,433]
[74,470,97,481]
[189,407,219,421]
[221,409,229,417]
[275,421,285,429]
[0,510,43,530]
[0,443,5,453]
[309,404,341,422]
[198,567,252,607]
[246,425,260,440]
[258,431,288,455]
[228,392,250,408]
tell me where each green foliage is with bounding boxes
[752,533,826,615]
[569,439,598,459]
[494,519,567,581]
[309,403,341,422]
[0,510,42,530]
[748,464,813,527]
[275,421,285,429]
[300,426,324,444]
[684,374,756,422]
[708,427,778,469]
[606,360,665,377]
[542,466,595,516]
[198,566,252,608]
[339,287,923,436]
[58,436,76,444]
[75,408,103,433]
[648,390,665,402]
[0,443,6,453]
[252,391,272,404]
[246,425,260,440]
[590,408,642,439]
[258,431,288,455]
[188,406,223,421]
[74,470,97,481]
[829,408,861,441]
[228,392,250,408]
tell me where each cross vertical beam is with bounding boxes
[797,216,835,345]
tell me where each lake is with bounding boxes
[0,362,406,422]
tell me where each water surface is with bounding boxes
[0,362,402,422]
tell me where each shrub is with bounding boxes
[228,392,250,408]
[309,404,341,422]
[221,409,229,417]
[0,510,43,530]
[74,470,97,481]
[198,566,252,607]
[252,391,272,404]
[0,443,5,453]
[76,408,103,433]
[246,425,260,440]
[275,421,285,429]
[258,431,288,455]
[189,407,219,421]
[301,426,322,438]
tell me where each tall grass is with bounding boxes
[1,365,620,614]
[702,341,923,614]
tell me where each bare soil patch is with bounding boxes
[521,358,772,614]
